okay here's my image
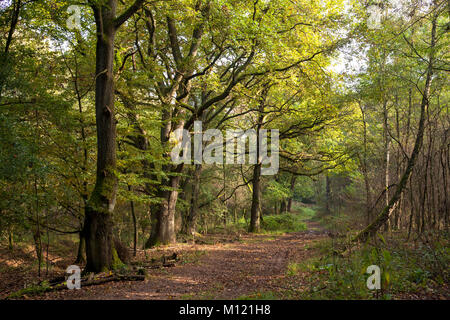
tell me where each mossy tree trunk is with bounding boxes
[84,0,144,273]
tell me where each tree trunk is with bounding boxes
[249,162,262,232]
[440,148,449,230]
[359,103,372,224]
[383,99,391,232]
[32,229,42,275]
[393,102,402,230]
[84,3,118,273]
[75,232,86,265]
[325,174,331,214]
[182,164,202,235]
[146,171,182,246]
[0,0,21,99]
[8,227,13,251]
[280,200,286,213]
[287,198,294,213]
[130,196,137,257]
[84,0,144,272]
[287,175,297,212]
[249,90,267,233]
[145,203,160,248]
[155,188,179,244]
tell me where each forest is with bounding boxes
[0,0,448,301]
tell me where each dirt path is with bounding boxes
[38,220,327,300]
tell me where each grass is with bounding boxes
[6,280,68,299]
[260,213,307,234]
[205,217,248,234]
[287,262,301,276]
[6,283,50,299]
[295,206,317,221]
[203,204,318,236]
[207,211,308,236]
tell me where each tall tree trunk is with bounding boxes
[359,103,372,224]
[249,89,267,233]
[440,148,449,230]
[393,103,402,230]
[383,95,391,231]
[84,3,118,273]
[33,108,42,277]
[84,0,144,272]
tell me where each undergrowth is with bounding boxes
[260,213,307,234]
[291,231,450,299]
[206,211,308,235]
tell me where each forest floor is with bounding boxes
[1,219,328,300]
[2,209,448,300]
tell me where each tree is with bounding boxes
[84,0,144,273]
[354,0,445,242]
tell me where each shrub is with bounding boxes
[261,213,307,233]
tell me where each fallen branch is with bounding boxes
[7,273,146,299]
[81,274,146,286]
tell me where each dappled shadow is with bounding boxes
[36,220,327,300]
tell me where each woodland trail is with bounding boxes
[38,220,327,300]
